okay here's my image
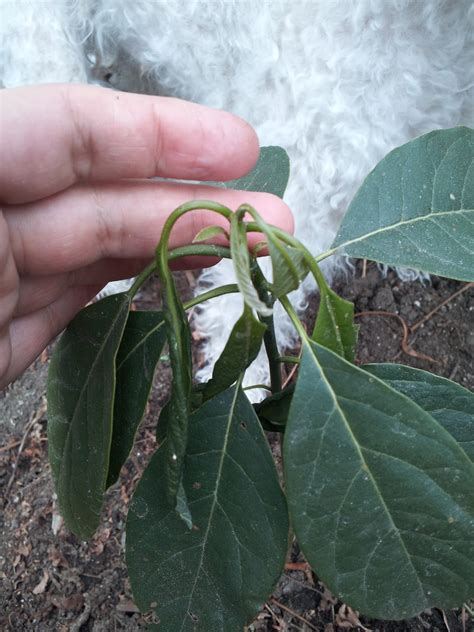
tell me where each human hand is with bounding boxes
[0,84,292,389]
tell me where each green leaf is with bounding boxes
[254,385,294,431]
[213,146,290,198]
[332,127,474,281]
[126,386,289,630]
[246,207,309,297]
[284,339,474,619]
[106,311,167,487]
[364,363,474,462]
[230,211,272,316]
[47,293,130,539]
[268,242,308,298]
[162,281,193,506]
[203,305,266,401]
[192,225,229,243]
[312,287,358,362]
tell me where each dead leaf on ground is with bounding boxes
[32,569,49,595]
[336,604,371,631]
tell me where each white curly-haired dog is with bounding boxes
[1,0,473,391]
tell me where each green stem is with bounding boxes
[251,262,282,394]
[244,213,332,294]
[183,284,239,311]
[168,244,232,261]
[243,384,272,392]
[126,260,157,299]
[280,295,308,343]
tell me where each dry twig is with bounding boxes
[270,598,319,631]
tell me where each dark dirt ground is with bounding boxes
[1,262,473,632]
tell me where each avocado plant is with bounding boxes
[47,128,474,630]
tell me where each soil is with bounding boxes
[1,264,473,632]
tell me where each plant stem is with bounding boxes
[279,295,308,343]
[168,244,232,261]
[251,262,282,394]
[183,284,239,311]
[126,260,157,299]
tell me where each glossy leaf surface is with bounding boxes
[107,311,167,487]
[47,293,130,539]
[332,127,474,281]
[365,363,474,462]
[312,286,357,361]
[284,340,474,619]
[126,386,289,630]
[203,305,266,401]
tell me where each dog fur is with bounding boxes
[1,0,473,391]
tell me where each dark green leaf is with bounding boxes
[254,385,294,430]
[106,311,167,487]
[203,305,266,401]
[230,211,272,315]
[213,146,290,198]
[364,363,474,462]
[284,340,474,619]
[312,287,358,361]
[47,293,130,539]
[126,386,289,630]
[332,127,474,281]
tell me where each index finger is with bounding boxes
[0,84,260,204]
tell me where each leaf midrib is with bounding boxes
[116,319,165,370]
[335,207,474,252]
[59,297,129,527]
[180,384,241,630]
[304,340,427,603]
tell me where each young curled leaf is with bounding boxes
[230,210,272,316]
[312,286,358,362]
[203,304,267,401]
[245,205,309,297]
[161,280,193,506]
[192,224,229,243]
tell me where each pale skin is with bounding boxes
[0,84,293,389]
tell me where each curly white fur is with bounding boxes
[1,0,473,393]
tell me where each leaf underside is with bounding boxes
[364,363,474,463]
[126,386,289,631]
[332,127,474,281]
[47,293,130,539]
[284,340,474,620]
